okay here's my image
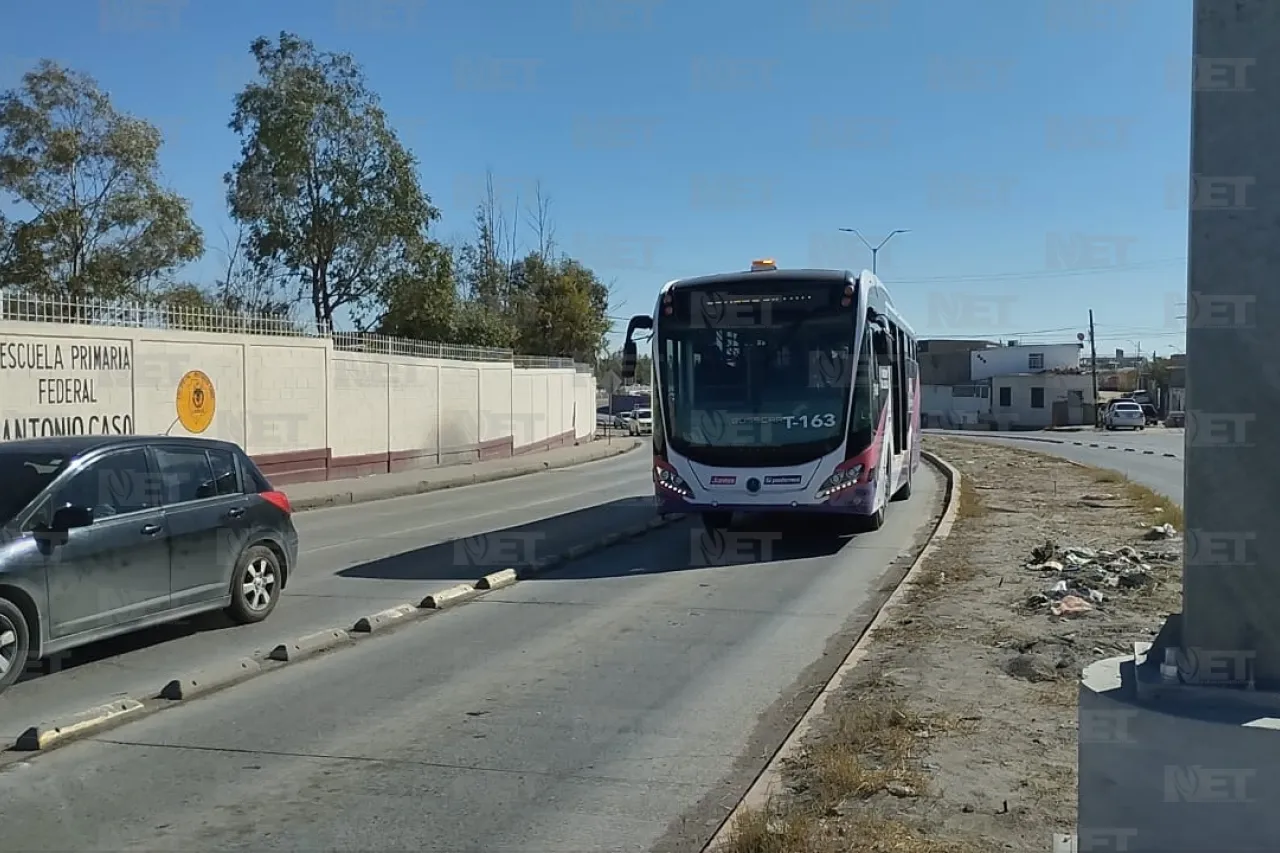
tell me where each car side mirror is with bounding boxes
[49,505,94,533]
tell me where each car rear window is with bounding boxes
[239,452,275,493]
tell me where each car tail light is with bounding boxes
[261,490,293,514]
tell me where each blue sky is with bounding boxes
[2,0,1192,356]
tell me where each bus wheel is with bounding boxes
[892,478,912,502]
[701,511,732,532]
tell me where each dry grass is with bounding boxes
[712,435,1185,853]
[1088,468,1184,531]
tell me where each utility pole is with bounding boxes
[1181,0,1276,680]
[1088,310,1099,425]
[838,228,908,275]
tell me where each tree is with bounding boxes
[513,255,611,363]
[225,32,436,329]
[375,237,457,343]
[0,60,203,300]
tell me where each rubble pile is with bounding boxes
[1022,539,1179,618]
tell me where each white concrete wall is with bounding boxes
[921,383,990,428]
[0,320,596,467]
[970,343,1083,382]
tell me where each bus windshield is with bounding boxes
[657,285,856,453]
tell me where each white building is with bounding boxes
[989,372,1095,429]
[970,343,1082,383]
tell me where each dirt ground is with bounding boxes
[717,435,1185,853]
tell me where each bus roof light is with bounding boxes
[750,259,777,271]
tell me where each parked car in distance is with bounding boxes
[0,435,298,694]
[628,408,653,435]
[1104,400,1146,431]
[1139,403,1159,425]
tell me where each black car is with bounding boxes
[0,435,299,693]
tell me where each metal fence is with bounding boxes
[0,293,587,370]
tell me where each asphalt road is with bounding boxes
[0,448,657,742]
[0,468,944,853]
[925,428,1184,503]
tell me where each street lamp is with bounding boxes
[838,228,909,275]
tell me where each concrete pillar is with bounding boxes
[1181,0,1280,685]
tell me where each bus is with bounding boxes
[619,260,920,533]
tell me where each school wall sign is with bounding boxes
[0,336,135,441]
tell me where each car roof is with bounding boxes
[0,434,243,458]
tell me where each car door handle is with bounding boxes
[140,524,162,536]
[226,507,245,519]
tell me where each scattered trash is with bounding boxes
[1145,523,1178,540]
[1023,539,1176,617]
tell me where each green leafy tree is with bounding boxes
[513,254,610,363]
[225,33,436,329]
[376,238,458,343]
[0,60,203,300]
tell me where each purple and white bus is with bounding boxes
[620,260,920,532]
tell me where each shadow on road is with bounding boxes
[18,499,864,684]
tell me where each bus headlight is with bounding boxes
[654,464,693,498]
[815,463,864,499]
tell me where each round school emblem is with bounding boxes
[175,370,216,434]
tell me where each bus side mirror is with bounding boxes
[621,340,637,380]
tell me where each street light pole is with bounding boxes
[838,228,909,275]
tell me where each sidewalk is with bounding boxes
[282,436,643,511]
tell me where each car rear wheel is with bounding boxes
[227,544,282,625]
[0,597,30,693]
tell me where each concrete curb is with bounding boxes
[420,584,480,609]
[352,604,417,633]
[160,658,260,700]
[289,439,643,511]
[703,451,962,852]
[6,508,688,760]
[14,699,145,751]
[932,430,1184,462]
[476,568,517,590]
[268,629,352,662]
